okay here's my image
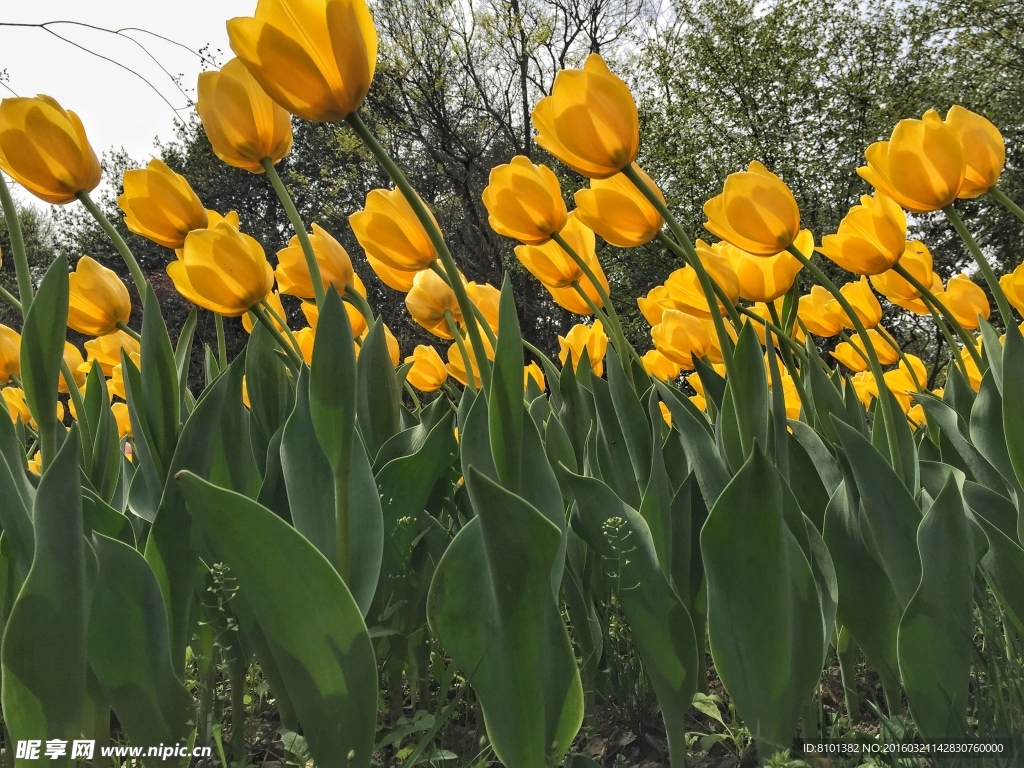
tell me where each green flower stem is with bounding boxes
[427,262,498,346]
[403,380,422,413]
[445,310,476,392]
[76,191,147,300]
[837,329,871,368]
[347,111,491,384]
[259,300,304,358]
[990,185,1024,226]
[876,326,924,391]
[522,339,558,374]
[943,204,1015,324]
[739,304,806,361]
[261,158,326,307]
[344,285,376,327]
[115,320,142,343]
[891,263,985,369]
[249,305,302,369]
[61,361,91,468]
[215,315,228,370]
[655,231,745,331]
[766,301,813,419]
[0,173,33,316]
[787,244,905,482]
[921,300,973,385]
[0,283,22,314]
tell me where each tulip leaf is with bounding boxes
[977,319,1003,393]
[591,376,641,508]
[868,387,918,491]
[139,285,179,477]
[123,355,164,523]
[917,393,1007,495]
[174,307,198,411]
[567,470,698,763]
[87,533,192,746]
[487,277,524,491]
[0,413,34,577]
[655,381,729,505]
[972,512,1024,632]
[427,468,583,768]
[84,368,121,504]
[730,320,770,457]
[1,428,89,750]
[943,364,976,424]
[245,321,295,452]
[693,356,726,413]
[804,344,847,443]
[606,347,653,491]
[970,371,1024,506]
[178,472,378,768]
[897,475,985,738]
[459,388,498,485]
[357,319,402,461]
[1002,324,1024,504]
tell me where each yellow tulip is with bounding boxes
[638,285,670,326]
[111,402,132,439]
[703,161,801,256]
[960,350,983,391]
[405,345,448,392]
[870,241,940,315]
[27,452,42,476]
[524,361,546,392]
[81,330,141,378]
[406,269,462,339]
[574,163,664,247]
[641,349,682,382]
[172,209,242,260]
[242,291,287,334]
[558,320,608,377]
[446,334,494,388]
[857,110,965,213]
[850,371,879,407]
[109,351,141,401]
[227,0,377,122]
[294,327,315,364]
[944,106,1004,198]
[831,328,899,372]
[0,95,101,204]
[725,230,810,303]
[767,370,802,420]
[275,223,355,299]
[366,252,419,292]
[515,212,601,289]
[467,282,500,334]
[548,266,610,315]
[532,53,639,179]
[659,401,672,427]
[798,285,845,338]
[0,325,20,384]
[830,277,883,329]
[301,299,367,338]
[67,255,131,336]
[651,310,711,370]
[686,374,708,412]
[749,301,805,347]
[382,324,400,366]
[933,272,990,329]
[118,159,208,249]
[817,193,906,275]
[907,403,926,428]
[168,221,274,316]
[196,57,293,173]
[350,187,439,272]
[59,342,87,394]
[2,387,30,425]
[1000,263,1024,315]
[693,240,742,304]
[482,156,567,244]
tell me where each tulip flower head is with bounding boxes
[82,330,141,378]
[366,252,419,292]
[118,159,208,249]
[197,57,293,173]
[934,272,991,329]
[276,223,355,299]
[67,256,131,336]
[651,310,711,370]
[350,187,440,273]
[59,342,87,394]
[547,266,610,315]
[467,282,500,334]
[703,161,801,256]
[857,110,965,213]
[524,361,546,392]
[515,212,601,290]
[641,349,682,382]
[0,325,20,384]
[482,157,567,245]
[724,230,810,303]
[944,105,1004,198]
[831,276,883,329]
[0,95,101,204]
[558,320,609,377]
[2,387,31,425]
[168,221,274,316]
[798,285,845,337]
[638,284,670,326]
[405,345,448,392]
[405,269,463,339]
[870,241,941,315]
[227,0,378,122]
[446,334,493,388]
[817,193,906,275]
[532,54,639,179]
[111,402,132,439]
[574,164,665,247]
[1000,263,1024,315]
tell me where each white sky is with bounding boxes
[2,0,254,174]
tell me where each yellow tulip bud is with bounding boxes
[294,327,315,364]
[405,345,448,392]
[467,282,500,335]
[767,370,802,420]
[227,0,377,122]
[2,387,30,425]
[524,361,546,393]
[641,349,682,382]
[366,252,419,292]
[532,54,639,179]
[1000,263,1024,315]
[111,402,132,439]
[275,223,355,299]
[382,324,401,366]
[724,230,810,303]
[515,212,600,289]
[0,95,100,204]
[446,334,493,388]
[817,193,906,275]
[850,371,877,407]
[659,401,672,427]
[27,452,42,476]
[350,187,439,273]
[196,57,293,173]
[0,325,21,384]
[168,221,274,316]
[830,277,883,329]
[703,161,801,256]
[960,350,983,391]
[173,210,242,260]
[548,268,610,316]
[81,330,141,378]
[482,157,567,245]
[574,163,664,247]
[944,106,1004,198]
[831,328,899,372]
[662,242,741,319]
[109,351,141,402]
[933,272,990,329]
[67,255,131,336]
[907,404,926,428]
[857,110,965,213]
[59,342,87,395]
[651,310,710,371]
[118,159,208,249]
[798,286,845,338]
[638,285,670,326]
[870,241,939,315]
[301,299,367,338]
[406,269,463,339]
[693,240,742,304]
[558,320,608,377]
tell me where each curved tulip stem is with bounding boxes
[0,173,33,316]
[990,186,1024,226]
[346,111,491,384]
[837,329,872,369]
[445,310,476,393]
[115,320,142,344]
[522,339,559,375]
[76,191,147,301]
[920,297,973,385]
[427,262,497,346]
[766,301,813,418]
[249,305,302,369]
[741,304,806,362]
[891,263,984,369]
[261,158,326,307]
[343,285,376,326]
[655,231,745,331]
[259,299,304,358]
[787,244,905,483]
[403,380,422,413]
[214,316,228,370]
[943,204,1016,324]
[0,283,23,314]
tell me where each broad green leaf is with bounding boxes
[124,355,164,522]
[0,434,33,577]
[972,513,1024,632]
[591,376,641,507]
[869,387,918,490]
[1002,325,1024,501]
[700,446,824,755]
[427,468,582,768]
[87,534,192,748]
[607,347,653,490]
[693,356,726,413]
[977,318,1003,392]
[655,381,729,505]
[178,472,378,768]
[84,368,121,503]
[357,320,402,461]
[970,371,1024,505]
[786,430,831,530]
[898,475,985,738]
[139,285,179,477]
[487,277,524,491]
[245,320,295,456]
[459,388,497,484]
[804,342,847,442]
[943,364,976,424]
[918,393,1007,495]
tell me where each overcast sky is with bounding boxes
[2,0,254,185]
